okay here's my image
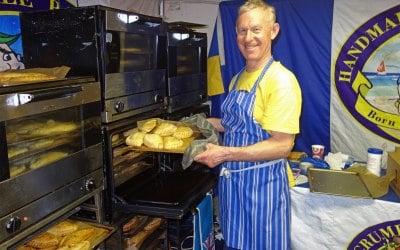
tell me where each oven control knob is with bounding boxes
[5,216,21,234]
[154,95,164,104]
[114,101,125,112]
[84,179,96,191]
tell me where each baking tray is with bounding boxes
[307,168,372,198]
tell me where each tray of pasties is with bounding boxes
[124,118,200,154]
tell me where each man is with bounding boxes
[194,0,302,249]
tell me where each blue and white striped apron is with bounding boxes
[219,58,290,250]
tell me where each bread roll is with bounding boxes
[163,136,183,150]
[143,134,163,149]
[173,125,193,139]
[153,122,177,136]
[125,131,146,147]
[25,232,59,248]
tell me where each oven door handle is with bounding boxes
[8,86,83,106]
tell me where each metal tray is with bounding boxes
[307,168,372,198]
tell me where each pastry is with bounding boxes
[126,217,163,248]
[163,136,183,150]
[125,131,146,147]
[30,151,68,169]
[143,134,163,149]
[153,122,177,136]
[47,220,78,237]
[10,165,27,177]
[173,125,193,139]
[56,241,90,250]
[25,232,59,248]
[0,71,57,84]
[138,119,157,132]
[30,121,78,136]
[123,127,138,137]
[8,147,28,158]
[29,139,55,150]
[123,215,148,233]
[59,228,95,247]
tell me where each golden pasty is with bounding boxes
[30,151,68,169]
[10,165,27,177]
[0,72,57,84]
[125,131,146,147]
[29,139,55,150]
[143,134,163,149]
[56,241,90,250]
[59,228,95,247]
[153,122,177,136]
[8,147,28,158]
[25,232,59,248]
[123,127,138,137]
[173,125,193,139]
[163,136,183,150]
[47,220,78,237]
[138,119,157,132]
[30,121,78,136]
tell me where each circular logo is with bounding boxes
[333,5,400,143]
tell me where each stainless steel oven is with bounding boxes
[0,77,105,248]
[165,23,208,113]
[20,5,168,123]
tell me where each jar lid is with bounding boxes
[368,148,383,154]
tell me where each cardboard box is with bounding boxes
[387,148,400,197]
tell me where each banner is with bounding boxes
[331,0,400,162]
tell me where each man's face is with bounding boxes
[236,8,279,68]
[0,43,25,71]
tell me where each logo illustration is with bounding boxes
[333,5,400,143]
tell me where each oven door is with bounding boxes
[0,80,103,242]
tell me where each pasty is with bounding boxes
[30,151,68,169]
[125,131,146,147]
[47,220,78,237]
[163,136,183,150]
[153,122,177,136]
[143,134,163,149]
[138,119,157,132]
[173,125,193,139]
[56,241,90,250]
[8,147,28,158]
[10,165,27,177]
[25,232,59,248]
[123,215,148,233]
[29,139,55,150]
[59,228,95,247]
[0,72,57,84]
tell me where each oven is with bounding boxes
[0,77,108,248]
[165,23,208,113]
[19,6,215,250]
[20,5,168,123]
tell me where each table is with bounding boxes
[290,186,400,249]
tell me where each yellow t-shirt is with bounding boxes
[230,61,302,186]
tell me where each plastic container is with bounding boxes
[367,148,383,176]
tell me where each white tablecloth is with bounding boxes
[290,186,400,249]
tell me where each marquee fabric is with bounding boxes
[207,0,400,161]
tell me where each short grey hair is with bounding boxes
[237,0,277,24]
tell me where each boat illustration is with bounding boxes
[377,60,386,75]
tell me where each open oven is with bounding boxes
[0,77,112,248]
